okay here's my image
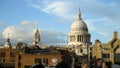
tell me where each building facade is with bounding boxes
[0,29,72,68]
[92,31,120,64]
[68,8,91,56]
[0,49,17,68]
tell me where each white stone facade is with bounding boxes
[68,8,91,56]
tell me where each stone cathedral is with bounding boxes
[68,8,91,56]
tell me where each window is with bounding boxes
[10,58,15,62]
[70,35,75,42]
[46,58,48,65]
[24,66,30,68]
[3,59,5,62]
[80,49,83,52]
[115,53,120,62]
[0,58,5,62]
[10,52,15,57]
[35,58,42,63]
[77,35,81,42]
[115,53,120,58]
[0,52,5,57]
[43,58,45,63]
[103,54,110,58]
[103,54,110,61]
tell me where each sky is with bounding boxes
[0,0,120,45]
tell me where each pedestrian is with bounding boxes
[56,55,70,68]
[95,58,103,68]
[102,62,112,68]
[81,61,89,68]
[30,59,45,68]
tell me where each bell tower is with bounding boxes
[34,28,40,45]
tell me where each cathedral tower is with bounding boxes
[34,28,40,44]
[31,28,41,46]
[4,33,12,49]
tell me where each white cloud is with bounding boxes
[2,26,33,42]
[26,0,77,19]
[25,0,120,19]
[24,0,120,43]
[21,21,38,27]
[40,30,67,45]
[85,18,107,30]
[0,22,4,26]
[1,26,67,45]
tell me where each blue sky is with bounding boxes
[0,0,120,45]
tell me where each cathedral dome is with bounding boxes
[71,19,88,30]
[70,8,88,31]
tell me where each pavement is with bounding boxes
[112,64,120,68]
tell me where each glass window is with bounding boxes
[10,52,15,57]
[3,59,5,62]
[43,58,45,63]
[1,52,5,57]
[10,58,15,62]
[103,54,110,58]
[103,54,110,61]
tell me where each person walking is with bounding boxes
[81,62,88,68]
[95,58,103,68]
[56,55,70,68]
[102,62,112,68]
[30,59,45,68]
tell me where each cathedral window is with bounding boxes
[77,35,81,42]
[80,35,81,41]
[70,35,75,42]
[77,35,79,41]
[81,35,83,42]
[80,49,83,52]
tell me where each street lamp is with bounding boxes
[87,45,91,63]
[71,45,75,68]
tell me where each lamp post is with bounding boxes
[87,45,91,63]
[71,45,75,68]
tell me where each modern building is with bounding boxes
[68,8,91,56]
[92,31,120,64]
